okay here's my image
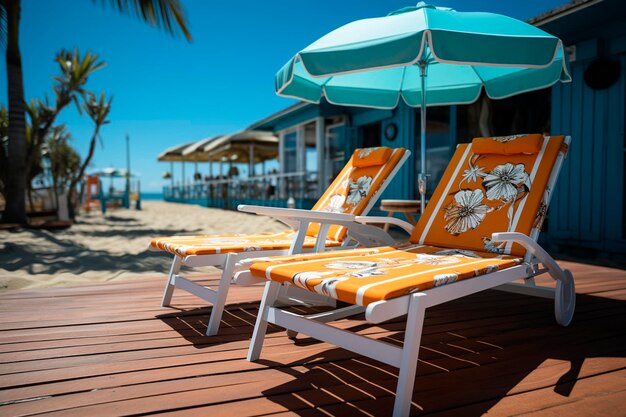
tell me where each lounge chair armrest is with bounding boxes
[491,232,565,281]
[238,205,395,248]
[355,216,416,235]
[233,270,266,286]
[343,222,397,247]
[238,205,356,223]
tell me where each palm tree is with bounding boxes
[45,124,80,213]
[1,0,191,224]
[21,49,107,213]
[26,49,107,189]
[2,0,28,223]
[0,105,8,202]
[67,91,113,219]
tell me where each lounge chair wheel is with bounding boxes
[555,269,575,326]
[286,329,298,339]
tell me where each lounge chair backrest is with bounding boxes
[410,135,568,256]
[308,147,408,242]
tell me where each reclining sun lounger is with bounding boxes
[237,134,575,417]
[150,147,409,335]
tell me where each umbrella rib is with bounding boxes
[470,66,487,84]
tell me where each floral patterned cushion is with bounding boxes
[150,146,407,257]
[307,147,408,242]
[246,136,568,305]
[150,230,343,257]
[472,134,544,155]
[411,135,567,256]
[351,147,393,167]
[249,243,520,306]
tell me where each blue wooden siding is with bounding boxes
[351,109,393,127]
[271,105,321,132]
[549,54,625,253]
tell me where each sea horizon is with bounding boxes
[141,192,163,201]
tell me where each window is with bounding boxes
[360,122,382,148]
[283,131,297,173]
[456,89,551,143]
[325,123,347,186]
[304,123,317,174]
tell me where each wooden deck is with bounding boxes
[1,261,625,416]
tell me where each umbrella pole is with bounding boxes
[418,61,428,213]
[126,134,131,209]
[249,144,254,177]
[170,162,174,190]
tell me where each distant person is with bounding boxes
[267,183,276,199]
[267,168,278,199]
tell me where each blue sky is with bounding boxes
[1,0,568,192]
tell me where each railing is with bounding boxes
[164,171,320,208]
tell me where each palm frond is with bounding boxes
[54,49,106,113]
[83,91,113,127]
[94,0,191,42]
[48,124,72,144]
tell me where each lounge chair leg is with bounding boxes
[206,254,235,336]
[555,269,575,326]
[248,281,281,361]
[492,233,577,327]
[393,293,427,417]
[161,256,182,307]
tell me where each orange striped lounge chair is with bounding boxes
[236,134,575,417]
[149,147,410,335]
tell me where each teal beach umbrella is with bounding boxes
[276,2,571,211]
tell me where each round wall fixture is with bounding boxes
[384,122,398,141]
[584,58,620,90]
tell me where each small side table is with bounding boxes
[379,199,422,232]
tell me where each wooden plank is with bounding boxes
[12,352,620,415]
[3,283,621,360]
[0,263,624,417]
[1,308,612,402]
[421,369,626,417]
[3,350,623,417]
[2,324,623,411]
[1,284,623,376]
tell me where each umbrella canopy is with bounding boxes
[157,141,198,162]
[275,2,571,210]
[181,135,223,162]
[89,167,135,178]
[200,130,278,163]
[277,3,570,108]
[205,142,278,164]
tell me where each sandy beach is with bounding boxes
[0,201,285,291]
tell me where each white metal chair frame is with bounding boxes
[157,151,410,336]
[236,137,575,417]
